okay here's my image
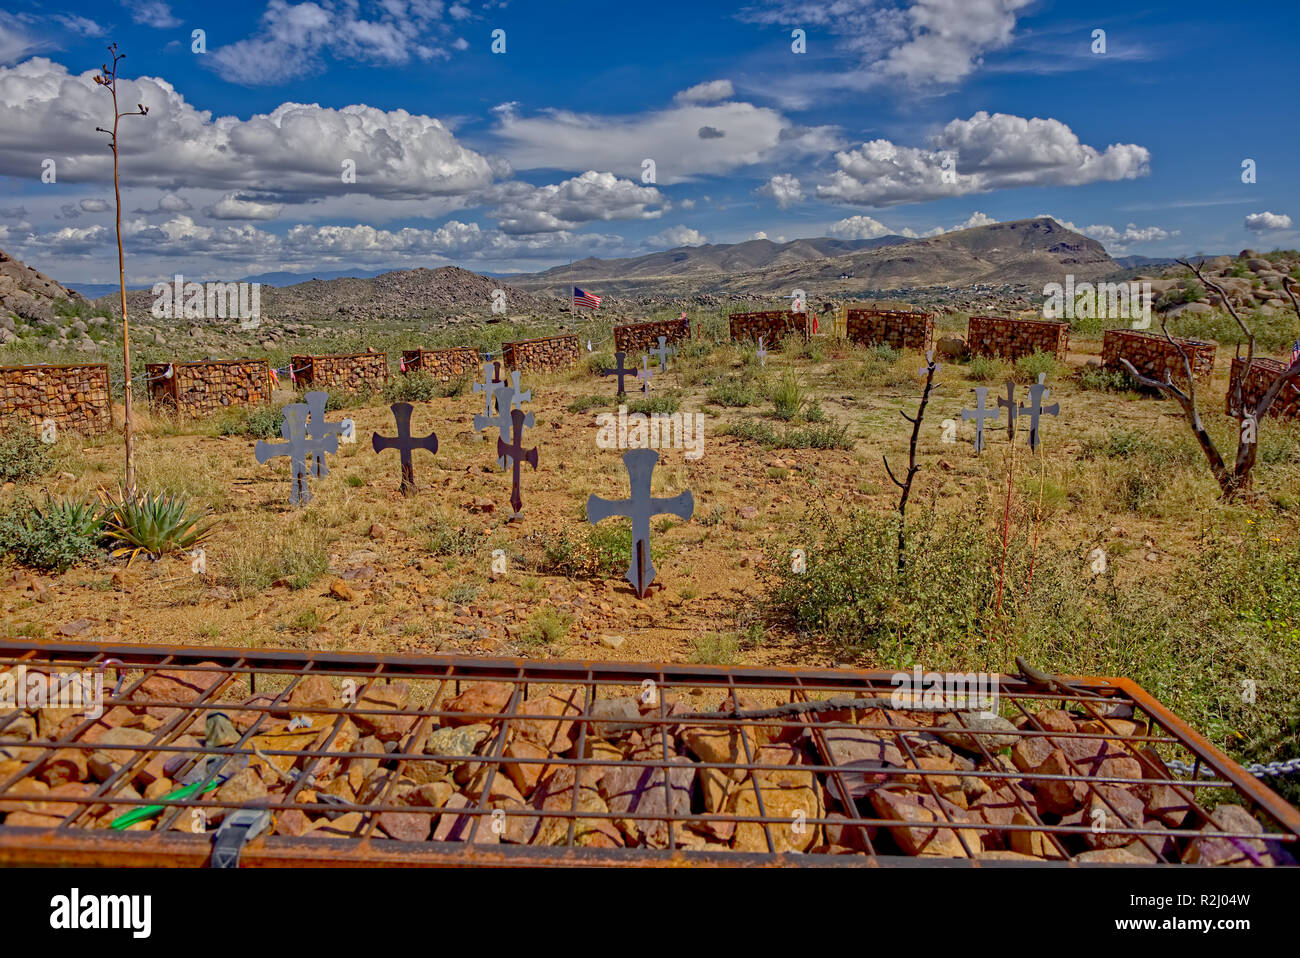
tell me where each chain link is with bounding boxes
[1166,756,1300,779]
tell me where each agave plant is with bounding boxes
[101,488,216,564]
[31,497,107,540]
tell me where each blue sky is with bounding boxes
[0,0,1297,285]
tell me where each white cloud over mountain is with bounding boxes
[817,112,1150,208]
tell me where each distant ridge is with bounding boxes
[509,217,1117,296]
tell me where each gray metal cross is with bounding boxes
[1018,373,1060,451]
[372,403,438,495]
[757,335,767,367]
[476,384,534,470]
[960,386,1000,454]
[651,335,676,373]
[601,351,635,396]
[504,369,531,407]
[996,380,1018,441]
[301,390,342,478]
[472,360,505,418]
[256,404,329,506]
[586,448,694,598]
[636,355,654,394]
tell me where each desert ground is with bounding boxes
[3,298,1298,800]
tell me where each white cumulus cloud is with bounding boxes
[757,174,804,209]
[647,226,708,248]
[816,112,1149,208]
[1245,211,1292,232]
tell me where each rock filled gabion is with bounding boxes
[145,360,271,418]
[401,347,480,382]
[0,671,1286,865]
[291,353,390,393]
[0,363,111,436]
[500,335,579,373]
[728,310,809,347]
[613,319,691,355]
[844,308,935,352]
[1227,356,1300,421]
[1102,329,1216,389]
[966,316,1070,363]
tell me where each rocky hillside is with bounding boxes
[100,265,569,326]
[511,218,1116,299]
[526,235,905,284]
[1136,249,1299,320]
[0,249,102,349]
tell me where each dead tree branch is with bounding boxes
[883,352,940,573]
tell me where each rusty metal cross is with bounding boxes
[496,407,538,514]
[372,403,438,495]
[602,351,635,396]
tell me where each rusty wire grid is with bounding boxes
[0,640,1296,867]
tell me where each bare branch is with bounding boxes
[882,455,905,490]
[1118,357,1189,403]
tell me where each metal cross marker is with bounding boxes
[757,336,767,367]
[504,369,531,408]
[636,355,655,394]
[496,407,538,515]
[476,384,534,470]
[301,390,342,478]
[1018,373,1060,451]
[472,360,505,418]
[372,403,439,495]
[255,403,329,506]
[996,380,1018,441]
[651,335,676,373]
[586,448,694,598]
[960,386,1000,455]
[601,351,635,396]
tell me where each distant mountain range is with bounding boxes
[16,217,1228,330]
[509,217,1117,297]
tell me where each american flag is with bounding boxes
[1292,339,1300,366]
[573,286,602,310]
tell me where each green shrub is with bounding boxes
[519,607,573,646]
[869,343,900,363]
[707,377,759,407]
[535,523,631,579]
[966,356,1000,381]
[383,371,467,403]
[102,489,216,562]
[567,394,610,414]
[689,632,740,665]
[0,497,104,572]
[217,405,285,439]
[1013,350,1058,384]
[771,370,806,421]
[721,419,781,447]
[626,392,680,415]
[722,419,852,450]
[0,418,54,483]
[226,527,329,596]
[586,351,614,376]
[1077,366,1134,392]
[427,517,484,557]
[763,504,994,649]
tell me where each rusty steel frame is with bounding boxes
[0,639,1296,868]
